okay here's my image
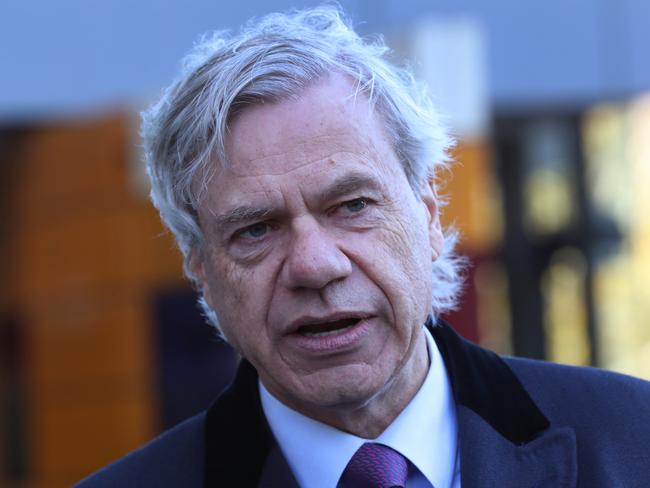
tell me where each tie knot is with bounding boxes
[339,442,408,488]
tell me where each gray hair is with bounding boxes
[142,5,465,332]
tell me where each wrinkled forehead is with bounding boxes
[190,74,382,203]
[189,75,411,226]
[222,73,393,177]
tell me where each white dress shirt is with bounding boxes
[260,326,461,487]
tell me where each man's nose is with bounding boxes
[281,217,352,290]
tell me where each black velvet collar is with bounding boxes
[204,356,277,486]
[204,319,550,486]
[430,317,549,444]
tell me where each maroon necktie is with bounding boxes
[339,442,409,488]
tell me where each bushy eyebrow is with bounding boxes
[319,172,383,202]
[213,206,274,230]
[211,171,383,231]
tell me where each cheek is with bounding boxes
[381,209,431,274]
[203,258,273,347]
[365,211,434,314]
[207,259,245,313]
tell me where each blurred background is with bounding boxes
[1,0,649,486]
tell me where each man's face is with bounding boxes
[193,74,444,422]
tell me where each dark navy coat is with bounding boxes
[77,320,650,487]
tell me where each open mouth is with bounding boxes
[296,318,361,337]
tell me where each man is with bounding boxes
[79,6,650,487]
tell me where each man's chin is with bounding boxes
[276,363,391,416]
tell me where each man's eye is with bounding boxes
[342,198,368,213]
[238,222,269,240]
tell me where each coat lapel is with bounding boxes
[431,319,577,487]
[203,358,299,487]
[203,358,264,485]
[458,408,576,487]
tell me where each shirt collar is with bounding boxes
[259,325,458,488]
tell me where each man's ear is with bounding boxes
[189,250,214,309]
[421,176,444,261]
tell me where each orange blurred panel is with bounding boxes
[12,204,183,303]
[443,140,502,252]
[23,290,153,389]
[11,115,132,213]
[2,112,189,488]
[30,393,155,487]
